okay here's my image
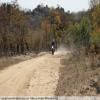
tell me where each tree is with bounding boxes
[90,0,100,46]
[90,0,100,8]
[66,17,91,49]
[41,17,51,49]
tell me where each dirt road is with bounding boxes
[0,52,65,96]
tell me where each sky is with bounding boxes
[0,0,90,12]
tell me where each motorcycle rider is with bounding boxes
[51,39,56,55]
[51,39,55,48]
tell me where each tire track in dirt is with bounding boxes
[0,53,64,96]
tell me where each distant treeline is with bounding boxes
[0,0,99,56]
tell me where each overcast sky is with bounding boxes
[0,0,90,12]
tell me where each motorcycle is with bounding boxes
[51,45,55,55]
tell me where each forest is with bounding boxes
[0,0,100,56]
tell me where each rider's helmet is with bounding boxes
[52,39,55,43]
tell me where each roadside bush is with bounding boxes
[65,17,91,52]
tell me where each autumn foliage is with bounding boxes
[0,0,99,56]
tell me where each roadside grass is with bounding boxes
[0,57,22,70]
[0,53,37,70]
[55,51,100,96]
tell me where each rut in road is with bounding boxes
[0,52,64,96]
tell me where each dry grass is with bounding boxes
[0,57,22,70]
[0,53,37,70]
[55,51,100,96]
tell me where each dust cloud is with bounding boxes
[55,45,70,55]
